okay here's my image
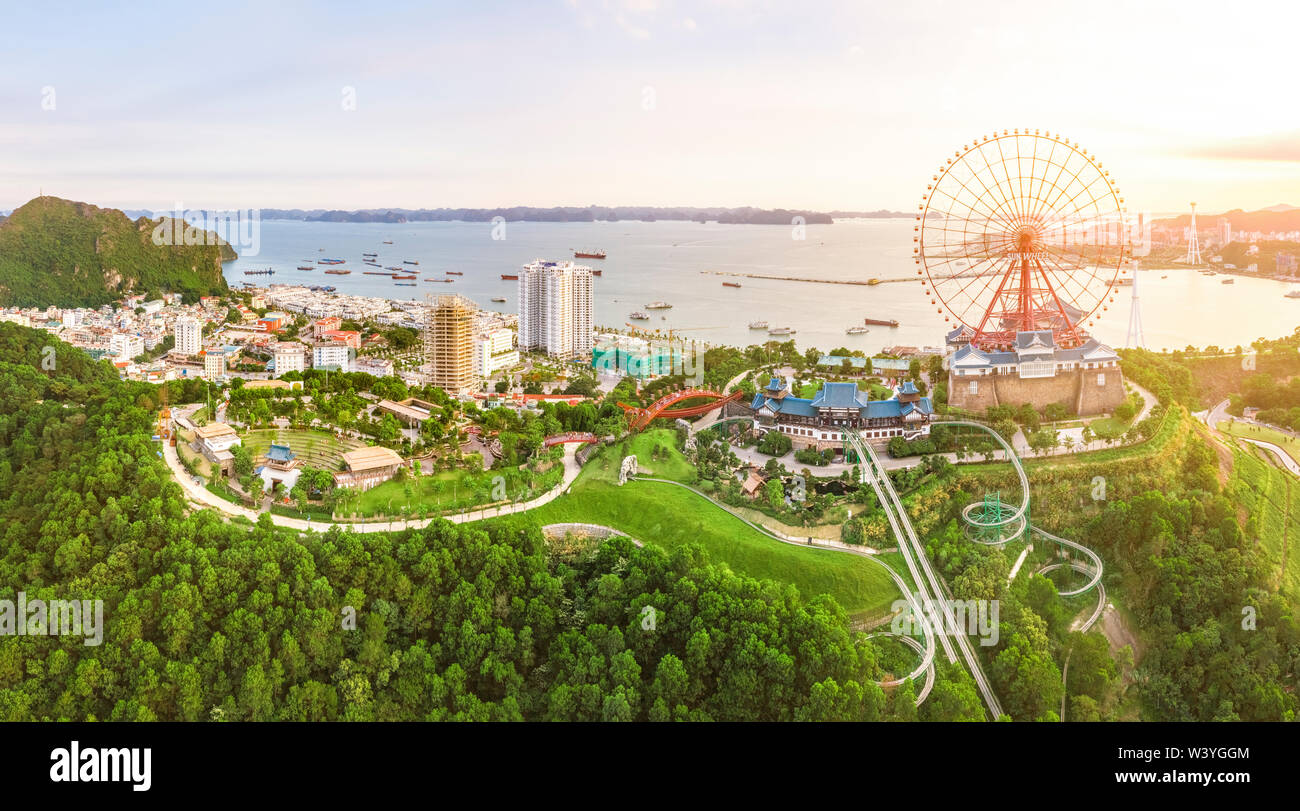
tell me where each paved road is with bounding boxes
[1203,397,1300,474]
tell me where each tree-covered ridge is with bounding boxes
[0,196,231,308]
[0,323,924,721]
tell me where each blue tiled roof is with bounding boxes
[810,382,868,408]
[266,444,295,462]
[900,380,919,395]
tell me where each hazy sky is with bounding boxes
[3,0,1298,214]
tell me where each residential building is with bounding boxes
[174,317,202,355]
[351,356,394,377]
[272,342,306,376]
[109,333,144,360]
[475,326,518,378]
[518,260,593,359]
[313,343,351,371]
[426,295,476,394]
[203,351,227,380]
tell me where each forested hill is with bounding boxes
[0,323,945,721]
[0,196,232,308]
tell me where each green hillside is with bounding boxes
[0,196,233,307]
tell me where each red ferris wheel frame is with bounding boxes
[914,130,1131,350]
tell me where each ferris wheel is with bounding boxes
[915,130,1130,350]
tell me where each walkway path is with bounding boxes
[163,438,583,534]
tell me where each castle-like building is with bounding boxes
[750,378,934,452]
[945,328,1125,416]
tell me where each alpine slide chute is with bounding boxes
[842,420,1105,717]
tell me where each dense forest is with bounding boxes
[0,323,927,721]
[0,197,231,308]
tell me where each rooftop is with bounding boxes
[341,446,405,472]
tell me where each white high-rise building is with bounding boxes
[174,317,201,355]
[518,260,593,360]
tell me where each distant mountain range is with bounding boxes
[0,197,231,308]
[1154,204,1300,232]
[113,205,921,225]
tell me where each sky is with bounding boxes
[2,0,1299,215]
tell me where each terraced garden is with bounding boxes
[240,428,367,470]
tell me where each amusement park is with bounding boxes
[145,129,1147,722]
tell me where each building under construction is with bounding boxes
[423,294,476,395]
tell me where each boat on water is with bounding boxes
[424,278,453,283]
[864,317,899,327]
[630,311,650,320]
[722,281,742,288]
[846,326,870,334]
[491,296,507,303]
[1222,278,1235,285]
[244,268,274,275]
[591,269,602,276]
[363,271,393,276]
[395,283,417,287]
[446,271,464,276]
[324,269,351,275]
[645,301,672,309]
[362,252,378,258]
[866,278,881,285]
[574,249,606,259]
[404,260,419,265]
[748,320,768,329]
[768,327,796,336]
[383,240,393,244]
[296,265,314,271]
[318,258,345,265]
[392,274,417,280]
[501,274,519,280]
[1285,289,1300,299]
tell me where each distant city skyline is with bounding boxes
[3,0,1300,214]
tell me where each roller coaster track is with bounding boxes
[848,431,1004,719]
[932,421,1104,599]
[619,388,745,431]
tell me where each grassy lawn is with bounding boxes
[1220,421,1300,467]
[241,428,366,471]
[527,450,901,617]
[610,428,698,483]
[341,461,564,518]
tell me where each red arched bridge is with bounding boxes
[619,388,744,432]
[542,432,599,448]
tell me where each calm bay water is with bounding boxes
[225,219,1300,354]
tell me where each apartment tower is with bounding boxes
[424,294,476,394]
[518,260,593,359]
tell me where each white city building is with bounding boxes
[518,260,592,360]
[109,333,144,360]
[204,351,227,380]
[272,342,306,376]
[475,327,519,378]
[174,316,202,355]
[313,343,351,370]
